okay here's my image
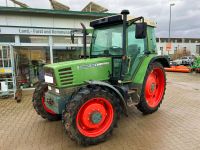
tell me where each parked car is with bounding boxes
[171,58,182,66]
[181,56,194,66]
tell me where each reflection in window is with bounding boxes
[14,47,50,87]
[53,46,82,63]
[0,35,15,43]
[53,36,78,44]
[20,36,48,43]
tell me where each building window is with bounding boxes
[174,47,177,53]
[183,47,187,53]
[191,39,200,43]
[160,47,163,55]
[196,45,200,55]
[0,35,15,43]
[20,36,48,43]
[53,36,78,44]
[170,38,176,43]
[177,38,182,43]
[184,39,190,43]
[156,38,159,42]
[86,36,92,44]
[160,38,168,43]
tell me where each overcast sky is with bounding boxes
[0,0,200,38]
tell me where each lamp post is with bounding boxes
[168,3,175,55]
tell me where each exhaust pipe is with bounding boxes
[120,10,130,80]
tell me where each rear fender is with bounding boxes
[150,56,170,68]
[132,55,169,95]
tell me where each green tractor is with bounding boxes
[33,10,169,145]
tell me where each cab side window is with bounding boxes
[127,25,146,56]
[147,26,157,52]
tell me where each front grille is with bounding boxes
[58,67,73,86]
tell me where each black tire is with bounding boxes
[62,86,120,145]
[32,82,61,121]
[137,62,166,114]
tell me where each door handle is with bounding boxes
[126,56,132,73]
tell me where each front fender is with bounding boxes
[86,80,128,116]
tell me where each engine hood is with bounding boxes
[44,57,112,88]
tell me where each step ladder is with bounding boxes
[0,45,16,98]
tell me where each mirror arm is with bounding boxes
[129,16,144,26]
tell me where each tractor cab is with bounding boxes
[89,10,157,83]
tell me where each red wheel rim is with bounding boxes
[76,98,114,137]
[145,67,165,108]
[42,96,56,115]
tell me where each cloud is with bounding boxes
[0,0,199,38]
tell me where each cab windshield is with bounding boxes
[91,25,123,56]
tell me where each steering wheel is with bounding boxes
[110,46,122,50]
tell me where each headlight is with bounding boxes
[44,67,56,85]
[45,75,54,84]
[55,88,60,94]
[48,86,52,90]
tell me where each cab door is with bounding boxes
[124,24,147,80]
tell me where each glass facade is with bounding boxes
[2,33,85,88]
[14,47,50,88]
[0,35,15,43]
[20,35,49,43]
[53,36,78,44]
[53,46,82,63]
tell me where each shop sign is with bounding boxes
[0,26,81,36]
[0,67,13,74]
[166,42,172,51]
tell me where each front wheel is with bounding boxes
[32,82,61,121]
[62,86,120,145]
[137,62,166,114]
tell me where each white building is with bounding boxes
[156,38,200,56]
[0,6,114,87]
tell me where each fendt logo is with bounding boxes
[77,62,110,70]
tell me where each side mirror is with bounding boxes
[70,31,75,44]
[135,22,147,39]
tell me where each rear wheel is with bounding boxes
[137,62,166,114]
[32,82,61,121]
[62,86,120,145]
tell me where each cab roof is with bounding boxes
[90,14,156,28]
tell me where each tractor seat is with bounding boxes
[126,44,140,75]
[127,44,139,56]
